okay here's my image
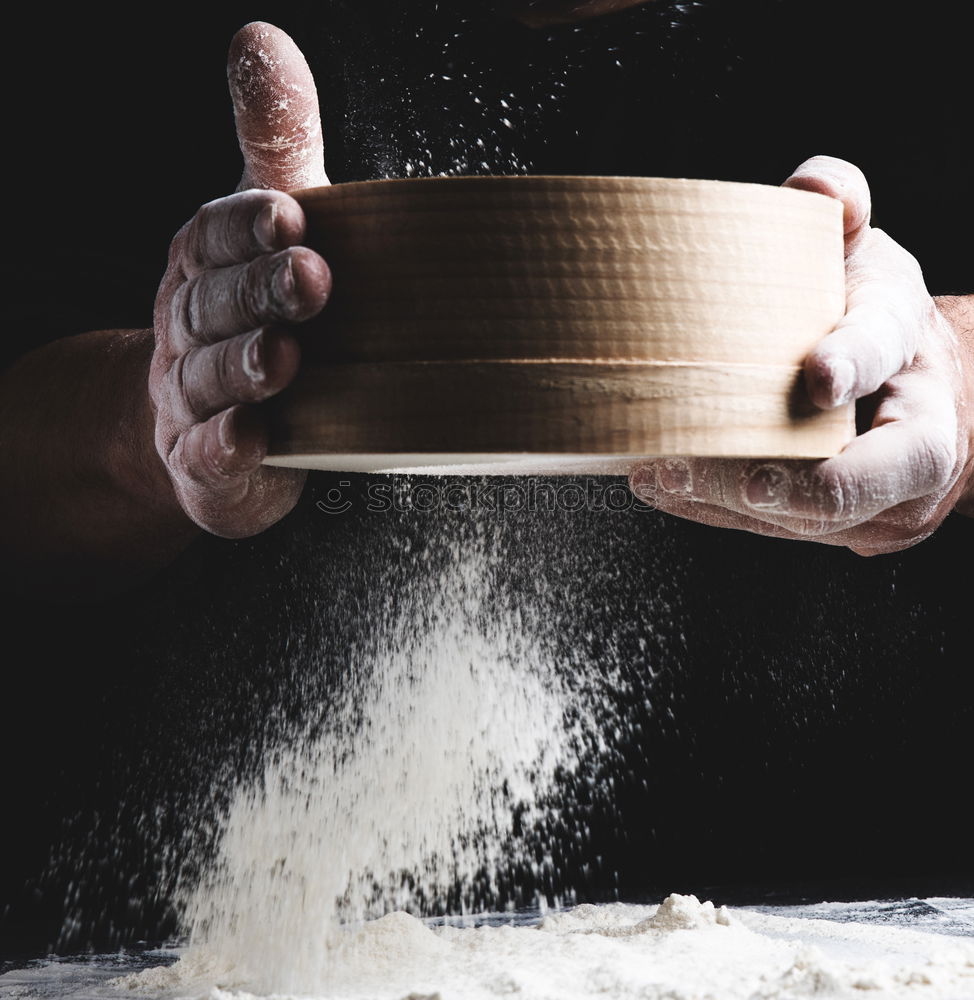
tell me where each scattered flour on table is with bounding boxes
[112,894,974,1000]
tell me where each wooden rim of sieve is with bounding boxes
[265,175,851,473]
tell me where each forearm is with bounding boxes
[0,329,199,600]
[935,295,974,518]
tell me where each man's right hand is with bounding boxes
[150,22,331,538]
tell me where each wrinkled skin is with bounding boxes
[4,14,968,607]
[151,22,972,552]
[146,10,655,538]
[149,23,331,537]
[629,157,974,555]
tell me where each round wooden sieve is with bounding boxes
[264,175,851,475]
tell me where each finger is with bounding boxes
[759,405,957,520]
[638,494,930,556]
[167,407,292,531]
[800,364,960,519]
[632,491,829,543]
[168,405,265,485]
[629,468,840,541]
[631,388,956,527]
[168,407,306,537]
[782,155,871,251]
[168,247,331,351]
[179,190,308,275]
[168,327,300,426]
[630,459,840,536]
[228,22,328,191]
[803,230,927,408]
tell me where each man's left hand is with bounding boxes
[629,156,974,555]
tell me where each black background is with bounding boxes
[2,0,971,962]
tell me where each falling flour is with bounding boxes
[1,7,963,1000]
[103,523,974,1000]
[159,535,609,996]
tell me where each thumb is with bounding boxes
[782,155,871,254]
[227,22,329,192]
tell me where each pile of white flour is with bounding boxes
[100,526,971,1000]
[110,542,973,1000]
[112,893,974,1000]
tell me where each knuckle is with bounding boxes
[903,250,925,288]
[202,449,238,482]
[184,200,217,269]
[168,426,199,488]
[154,416,177,465]
[167,281,188,337]
[227,191,267,250]
[153,271,182,334]
[167,222,191,270]
[846,297,917,376]
[176,426,233,485]
[917,427,957,489]
[167,432,195,482]
[213,338,251,407]
[169,276,199,343]
[195,198,218,232]
[216,337,238,393]
[248,248,305,323]
[187,192,268,270]
[238,261,270,328]
[892,238,924,282]
[790,517,843,538]
[869,229,928,293]
[147,358,166,411]
[237,189,298,253]
[165,351,197,425]
[174,341,245,421]
[810,466,858,518]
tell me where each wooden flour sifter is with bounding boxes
[264,175,851,474]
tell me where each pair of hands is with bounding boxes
[151,23,973,555]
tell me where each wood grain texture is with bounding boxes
[265,175,852,473]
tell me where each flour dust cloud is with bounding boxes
[174,513,624,997]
